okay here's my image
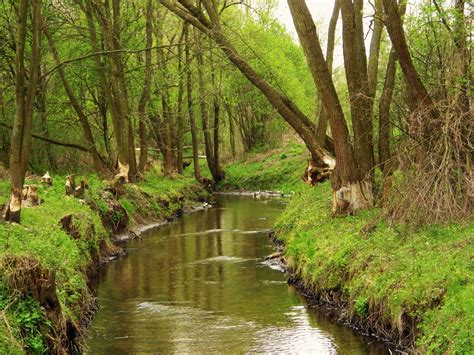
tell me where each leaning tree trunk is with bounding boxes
[315,0,340,145]
[5,0,41,223]
[288,0,373,214]
[45,27,108,174]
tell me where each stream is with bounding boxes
[86,194,388,354]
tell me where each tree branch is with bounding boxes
[0,122,90,152]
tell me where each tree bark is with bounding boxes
[382,0,438,123]
[288,0,373,214]
[340,0,374,178]
[315,0,340,145]
[176,25,186,174]
[184,24,201,181]
[195,39,216,178]
[5,0,41,223]
[138,0,154,174]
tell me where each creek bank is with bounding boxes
[223,147,473,353]
[274,182,474,354]
[0,172,210,354]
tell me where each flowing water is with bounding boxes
[86,194,388,354]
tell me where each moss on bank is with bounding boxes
[0,167,208,353]
[224,147,474,353]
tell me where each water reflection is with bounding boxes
[86,195,387,354]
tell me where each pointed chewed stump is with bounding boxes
[22,185,41,207]
[65,174,76,196]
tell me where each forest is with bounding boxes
[0,0,472,353]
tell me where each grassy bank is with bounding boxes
[0,166,209,353]
[218,144,308,194]
[223,146,474,353]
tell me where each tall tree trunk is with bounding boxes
[44,28,108,173]
[378,49,397,176]
[367,0,384,115]
[184,24,201,181]
[5,0,41,223]
[340,0,374,178]
[196,42,216,178]
[288,0,373,214]
[176,27,186,174]
[378,1,406,177]
[37,64,56,170]
[382,0,438,123]
[88,0,137,180]
[209,38,224,182]
[161,94,176,177]
[315,0,340,145]
[224,103,237,159]
[453,0,470,115]
[138,0,153,174]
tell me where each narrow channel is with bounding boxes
[86,194,388,354]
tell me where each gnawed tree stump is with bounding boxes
[3,191,21,223]
[41,171,53,186]
[109,174,126,199]
[332,180,373,215]
[21,185,40,207]
[65,174,76,196]
[303,157,335,185]
[74,180,88,198]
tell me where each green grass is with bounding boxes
[219,143,309,194]
[0,167,207,353]
[275,184,474,353]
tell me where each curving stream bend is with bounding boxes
[86,194,388,354]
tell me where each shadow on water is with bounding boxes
[86,194,389,354]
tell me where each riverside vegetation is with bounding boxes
[0,166,209,353]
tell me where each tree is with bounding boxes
[4,0,42,223]
[288,0,373,214]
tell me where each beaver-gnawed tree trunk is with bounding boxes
[5,0,41,223]
[288,0,373,214]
